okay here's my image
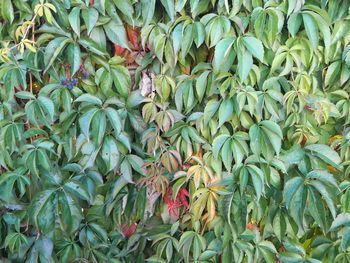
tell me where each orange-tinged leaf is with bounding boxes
[114,44,126,56]
[327,165,340,174]
[126,25,139,48]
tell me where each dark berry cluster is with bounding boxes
[81,69,90,79]
[60,78,78,90]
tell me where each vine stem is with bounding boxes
[7,11,38,53]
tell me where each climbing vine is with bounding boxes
[1,0,350,262]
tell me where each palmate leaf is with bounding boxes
[249,120,283,160]
[29,188,84,235]
[212,132,249,170]
[305,144,342,171]
[284,170,339,230]
[28,189,56,231]
[63,179,90,202]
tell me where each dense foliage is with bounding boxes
[1,0,350,262]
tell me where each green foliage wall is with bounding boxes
[1,0,350,262]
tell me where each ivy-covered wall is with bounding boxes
[1,0,350,262]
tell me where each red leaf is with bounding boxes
[89,0,94,6]
[114,44,126,56]
[126,25,139,48]
[164,189,182,216]
[176,188,189,208]
[120,222,137,238]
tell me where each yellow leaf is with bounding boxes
[15,27,24,41]
[34,5,44,16]
[44,3,57,12]
[44,7,52,23]
[207,195,216,222]
[19,43,25,54]
[329,135,343,148]
[23,41,36,53]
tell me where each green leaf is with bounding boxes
[310,180,336,218]
[329,213,350,231]
[238,49,253,81]
[247,164,264,200]
[305,144,342,169]
[104,20,130,49]
[15,91,36,99]
[283,176,304,208]
[160,0,175,21]
[44,37,71,72]
[302,13,319,49]
[194,22,205,48]
[154,34,166,63]
[181,24,194,58]
[37,149,51,171]
[1,0,14,23]
[105,107,122,134]
[212,134,230,159]
[37,96,55,121]
[195,71,210,102]
[213,37,236,72]
[203,99,220,125]
[218,99,234,126]
[78,38,107,56]
[260,120,282,154]
[325,61,341,87]
[273,212,286,242]
[221,139,233,170]
[113,0,134,16]
[79,107,99,137]
[67,43,81,76]
[75,94,102,106]
[58,191,83,234]
[127,154,145,175]
[111,66,130,97]
[102,136,120,171]
[68,7,81,37]
[63,179,90,201]
[29,189,56,230]
[121,158,133,183]
[82,7,99,35]
[242,36,264,61]
[287,13,302,37]
[91,110,106,145]
[306,170,338,188]
[142,0,155,26]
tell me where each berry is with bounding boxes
[81,70,90,79]
[247,223,254,231]
[60,77,77,90]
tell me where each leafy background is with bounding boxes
[1,0,350,262]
